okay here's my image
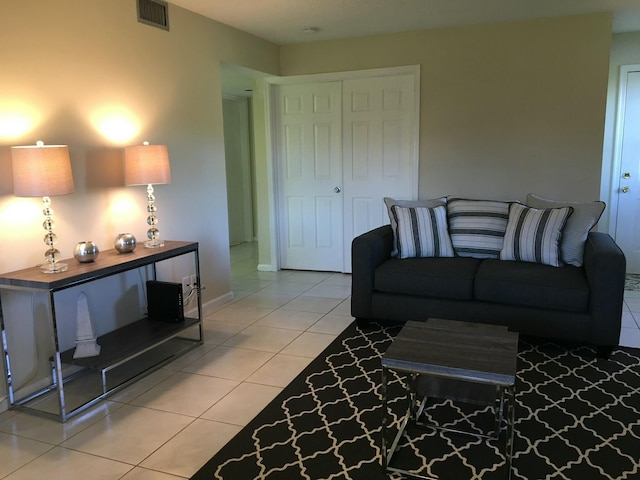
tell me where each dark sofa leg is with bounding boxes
[356,318,371,329]
[596,346,614,359]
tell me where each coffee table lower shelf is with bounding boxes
[13,317,202,422]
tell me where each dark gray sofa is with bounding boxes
[351,224,626,357]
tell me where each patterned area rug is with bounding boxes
[191,322,640,480]
[626,274,640,291]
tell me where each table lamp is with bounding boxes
[11,141,75,273]
[124,141,171,248]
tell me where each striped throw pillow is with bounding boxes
[446,198,510,259]
[391,205,454,259]
[525,194,605,267]
[384,197,447,257]
[500,203,573,267]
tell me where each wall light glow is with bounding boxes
[107,193,140,233]
[91,107,140,143]
[0,198,41,229]
[0,101,41,139]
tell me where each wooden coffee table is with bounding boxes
[381,318,519,479]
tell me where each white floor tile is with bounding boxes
[623,297,640,312]
[61,405,193,464]
[619,327,640,348]
[234,292,295,309]
[621,311,638,328]
[140,419,241,478]
[308,314,353,335]
[206,304,274,325]
[245,354,313,387]
[280,331,337,358]
[0,401,121,445]
[2,446,132,480]
[281,296,342,314]
[255,309,323,331]
[201,382,282,425]
[302,284,351,299]
[119,467,185,479]
[130,372,239,417]
[201,319,248,345]
[220,324,301,352]
[182,345,274,381]
[0,432,53,478]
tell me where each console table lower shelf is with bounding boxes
[16,317,202,421]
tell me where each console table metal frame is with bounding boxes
[0,241,204,422]
[381,319,518,480]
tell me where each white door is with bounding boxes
[342,74,418,271]
[615,68,640,274]
[275,82,343,271]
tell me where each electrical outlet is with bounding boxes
[190,274,197,287]
[181,276,190,293]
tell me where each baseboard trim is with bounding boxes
[257,264,276,272]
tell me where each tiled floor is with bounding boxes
[0,242,638,480]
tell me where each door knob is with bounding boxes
[622,186,630,193]
[623,172,631,179]
[334,186,341,193]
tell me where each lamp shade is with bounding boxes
[124,143,172,186]
[11,142,75,197]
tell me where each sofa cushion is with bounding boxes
[384,197,447,257]
[526,194,605,267]
[391,205,454,258]
[446,198,510,259]
[475,259,589,312]
[375,257,482,300]
[500,203,573,267]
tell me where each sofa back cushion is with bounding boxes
[446,198,510,259]
[500,203,573,267]
[526,194,605,267]
[391,205,454,258]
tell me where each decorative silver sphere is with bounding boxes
[114,233,137,253]
[74,241,99,263]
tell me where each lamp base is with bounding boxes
[40,262,69,274]
[144,239,164,248]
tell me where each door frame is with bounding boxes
[608,63,640,237]
[263,65,420,272]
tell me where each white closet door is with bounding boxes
[342,74,419,272]
[274,70,419,272]
[275,82,344,271]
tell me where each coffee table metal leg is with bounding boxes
[381,366,389,469]
[494,385,504,440]
[504,385,515,480]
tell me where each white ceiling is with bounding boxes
[171,0,640,46]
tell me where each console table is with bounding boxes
[0,241,204,422]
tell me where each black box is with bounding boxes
[146,280,184,323]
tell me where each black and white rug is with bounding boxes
[191,322,640,480]
[626,274,640,292]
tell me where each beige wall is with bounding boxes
[281,13,612,202]
[0,0,279,305]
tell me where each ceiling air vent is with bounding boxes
[137,0,169,31]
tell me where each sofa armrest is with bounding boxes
[351,225,394,319]
[583,232,626,347]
